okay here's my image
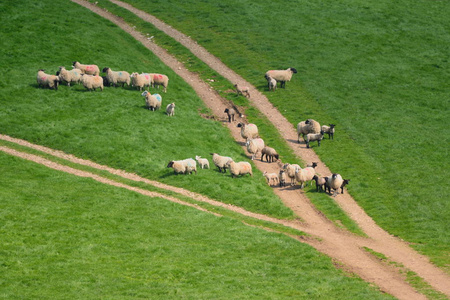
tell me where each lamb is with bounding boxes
[297,119,321,143]
[166,102,175,116]
[37,69,60,90]
[322,124,336,139]
[102,67,131,87]
[234,84,250,98]
[141,91,162,111]
[146,73,169,92]
[325,173,344,197]
[294,166,316,189]
[166,158,197,175]
[282,163,301,186]
[195,156,210,169]
[80,74,103,91]
[340,179,350,194]
[224,108,236,122]
[72,61,100,76]
[210,153,233,173]
[279,169,287,187]
[56,66,82,86]
[237,123,259,140]
[131,72,152,91]
[226,160,253,178]
[260,146,279,163]
[264,67,297,88]
[266,75,277,91]
[312,175,328,192]
[305,130,325,148]
[263,171,279,186]
[246,138,265,160]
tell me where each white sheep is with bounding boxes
[237,123,259,140]
[102,67,131,87]
[234,83,250,98]
[326,173,344,197]
[294,166,316,189]
[266,75,277,91]
[195,156,210,169]
[37,69,60,90]
[167,158,197,175]
[297,119,321,143]
[141,91,162,111]
[322,124,336,139]
[246,138,265,160]
[146,73,169,92]
[224,108,236,123]
[305,130,325,148]
[260,146,279,162]
[131,72,152,91]
[263,171,279,186]
[264,67,297,88]
[166,102,175,116]
[210,153,233,173]
[72,61,100,76]
[279,169,287,187]
[226,160,253,178]
[80,74,103,91]
[282,163,301,186]
[56,66,82,86]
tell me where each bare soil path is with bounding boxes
[16,0,446,298]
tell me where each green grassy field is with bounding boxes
[0,152,394,299]
[114,0,450,270]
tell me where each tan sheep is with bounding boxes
[210,153,233,173]
[226,160,253,178]
[297,119,321,143]
[80,74,103,91]
[294,166,316,189]
[37,69,60,90]
[57,66,82,86]
[166,102,175,116]
[237,123,259,140]
[102,67,131,87]
[263,171,279,186]
[246,138,265,160]
[131,72,152,91]
[234,83,250,98]
[264,67,297,88]
[141,91,162,111]
[147,73,169,92]
[72,61,100,76]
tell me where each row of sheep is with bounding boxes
[36,61,169,92]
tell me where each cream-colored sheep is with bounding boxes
[297,119,321,143]
[226,160,252,178]
[72,61,100,76]
[37,69,60,90]
[264,67,297,88]
[80,74,103,91]
[305,130,325,148]
[322,124,336,139]
[131,72,152,91]
[326,173,344,197]
[263,171,279,186]
[146,73,169,92]
[224,108,236,123]
[102,67,130,87]
[294,166,316,189]
[141,91,162,111]
[210,153,233,173]
[313,175,328,192]
[57,66,82,86]
[195,156,210,169]
[167,158,197,175]
[282,163,301,186]
[237,123,259,140]
[234,83,250,98]
[166,102,175,116]
[266,75,277,91]
[246,138,265,160]
[278,169,287,187]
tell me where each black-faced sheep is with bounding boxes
[234,83,250,98]
[325,173,344,197]
[297,119,321,143]
[264,67,297,89]
[226,160,253,178]
[102,67,131,87]
[37,69,60,90]
[224,108,236,122]
[167,158,197,175]
[261,146,279,163]
[210,153,233,173]
[72,61,100,76]
[305,130,325,148]
[237,123,259,140]
[279,169,287,187]
[312,175,328,192]
[322,124,336,139]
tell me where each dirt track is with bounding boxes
[5,0,447,298]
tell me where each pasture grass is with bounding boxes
[0,0,293,220]
[118,0,450,270]
[0,152,394,299]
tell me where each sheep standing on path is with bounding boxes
[224,108,236,122]
[297,119,321,143]
[72,61,100,76]
[261,146,279,163]
[237,123,259,140]
[279,169,287,187]
[246,138,265,160]
[305,130,325,148]
[326,173,344,197]
[282,163,301,186]
[37,69,60,90]
[265,67,297,89]
[312,175,328,192]
[234,84,250,98]
[294,166,316,189]
[263,171,279,186]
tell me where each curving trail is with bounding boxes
[22,1,447,298]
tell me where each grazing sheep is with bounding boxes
[279,169,287,187]
[294,166,316,189]
[312,175,328,192]
[56,66,82,86]
[282,163,301,186]
[145,73,169,92]
[102,67,131,87]
[322,124,336,139]
[195,156,210,169]
[141,91,162,111]
[166,102,175,116]
[224,108,236,122]
[226,160,253,178]
[167,158,197,175]
[305,130,325,148]
[210,153,233,173]
[237,123,259,140]
[326,173,344,197]
[266,75,277,91]
[131,72,152,91]
[72,61,100,76]
[263,171,279,186]
[80,74,103,91]
[264,67,297,89]
[297,119,321,143]
[234,84,250,98]
[37,69,60,90]
[246,138,265,160]
[261,146,279,163]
